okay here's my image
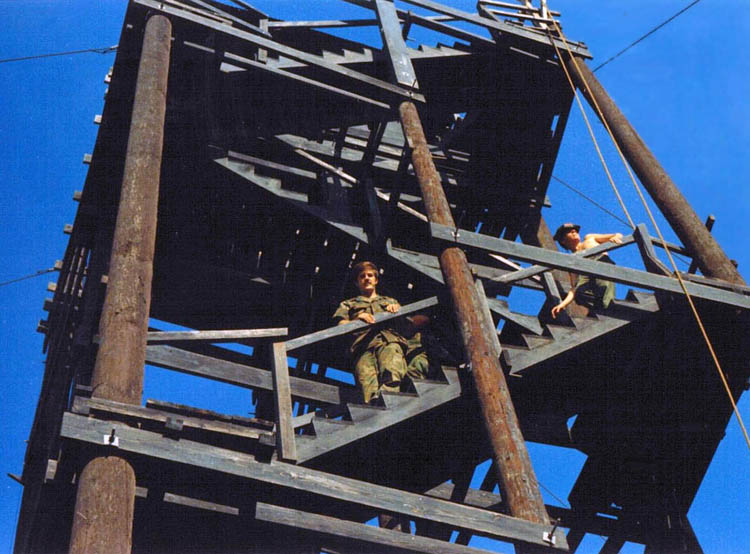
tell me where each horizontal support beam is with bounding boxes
[285,296,439,352]
[488,235,635,286]
[71,396,273,441]
[220,50,391,112]
[345,0,495,47]
[145,344,357,405]
[267,19,379,29]
[146,328,287,344]
[430,223,750,310]
[60,413,567,549]
[255,502,498,554]
[347,0,589,57]
[425,483,644,543]
[133,0,425,103]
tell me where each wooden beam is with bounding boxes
[134,0,426,103]
[255,502,499,554]
[486,234,635,288]
[430,222,750,310]
[72,396,273,441]
[271,342,297,462]
[425,483,645,542]
[347,0,590,57]
[374,0,419,88]
[61,413,568,549]
[145,344,358,405]
[218,50,391,112]
[285,297,439,352]
[267,19,379,29]
[145,328,287,344]
[633,223,671,276]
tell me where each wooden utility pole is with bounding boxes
[373,0,549,536]
[567,58,743,285]
[68,15,172,554]
[400,101,550,528]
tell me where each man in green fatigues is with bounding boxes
[551,223,622,318]
[333,261,427,404]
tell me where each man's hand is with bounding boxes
[610,233,623,244]
[385,303,400,313]
[356,312,376,324]
[551,303,564,319]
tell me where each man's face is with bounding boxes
[356,269,379,295]
[561,228,580,250]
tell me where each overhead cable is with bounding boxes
[592,0,703,72]
[0,268,56,288]
[0,45,117,65]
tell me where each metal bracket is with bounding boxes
[543,518,560,545]
[103,428,119,447]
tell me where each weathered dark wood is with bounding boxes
[285,297,439,352]
[267,19,379,29]
[567,59,743,285]
[295,368,461,463]
[145,344,358,405]
[399,100,550,529]
[375,0,419,88]
[271,342,297,462]
[134,0,427,104]
[425,483,645,543]
[486,234,633,289]
[348,0,590,56]
[218,50,391,112]
[61,413,568,549]
[145,398,274,429]
[69,15,172,554]
[430,222,750,310]
[633,224,671,276]
[255,502,499,554]
[146,328,287,344]
[71,396,273,441]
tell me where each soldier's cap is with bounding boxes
[553,223,580,243]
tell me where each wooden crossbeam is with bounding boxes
[633,223,672,276]
[60,412,569,549]
[71,396,273,441]
[430,222,750,310]
[346,0,590,57]
[425,483,647,544]
[145,328,287,344]
[255,502,499,554]
[285,296,439,352]
[374,0,419,88]
[178,0,271,36]
[145,344,359,405]
[219,50,391,112]
[133,0,425,103]
[267,19,379,29]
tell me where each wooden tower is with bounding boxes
[15,1,749,553]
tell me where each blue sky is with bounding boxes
[1,1,747,552]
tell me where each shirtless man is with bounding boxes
[551,223,623,318]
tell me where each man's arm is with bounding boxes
[551,289,575,319]
[584,232,623,246]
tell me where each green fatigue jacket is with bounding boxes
[333,295,408,356]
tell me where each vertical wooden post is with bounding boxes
[68,14,171,554]
[567,59,743,285]
[399,101,550,529]
[271,341,298,463]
